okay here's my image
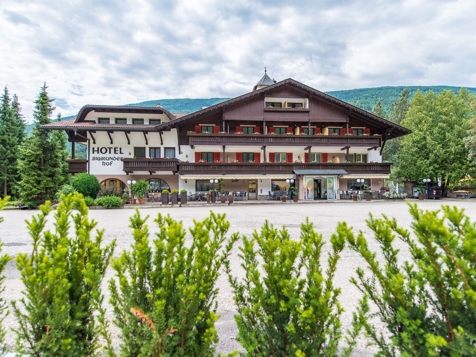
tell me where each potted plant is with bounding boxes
[364,190,372,201]
[417,187,426,200]
[218,178,226,203]
[161,189,170,204]
[290,186,298,202]
[209,190,217,203]
[171,189,179,204]
[131,180,149,204]
[281,194,287,202]
[121,193,129,205]
[228,191,234,205]
[180,189,187,204]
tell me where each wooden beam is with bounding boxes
[341,146,350,151]
[89,131,96,145]
[143,131,149,145]
[367,145,379,151]
[124,131,130,145]
[107,131,114,145]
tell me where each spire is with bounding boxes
[253,68,276,91]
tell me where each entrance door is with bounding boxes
[248,180,257,200]
[313,179,321,200]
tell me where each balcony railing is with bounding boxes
[188,133,381,147]
[66,159,88,174]
[178,162,392,175]
[123,158,179,173]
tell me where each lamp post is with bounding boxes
[423,178,430,199]
[126,179,136,202]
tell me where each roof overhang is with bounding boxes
[341,174,389,179]
[180,174,295,180]
[294,170,349,175]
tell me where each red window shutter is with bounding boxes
[236,153,242,163]
[269,153,275,162]
[269,126,275,134]
[315,127,321,134]
[236,125,242,133]
[213,152,220,162]
[255,152,260,162]
[322,153,328,162]
[304,153,309,163]
[340,128,346,135]
[286,127,293,134]
[195,152,201,162]
[364,128,371,134]
[349,128,354,135]
[213,126,220,134]
[194,125,201,133]
[254,126,261,134]
[286,153,293,163]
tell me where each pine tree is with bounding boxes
[0,87,20,198]
[50,114,69,186]
[17,84,67,206]
[10,94,26,144]
[371,98,386,118]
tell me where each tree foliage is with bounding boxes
[12,192,116,356]
[393,89,475,190]
[0,88,20,198]
[225,218,366,357]
[71,173,101,198]
[16,84,68,206]
[342,203,476,356]
[464,101,476,166]
[108,210,238,357]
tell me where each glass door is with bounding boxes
[327,176,336,200]
[248,180,257,200]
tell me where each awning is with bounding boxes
[180,174,295,180]
[293,170,349,175]
[341,174,389,179]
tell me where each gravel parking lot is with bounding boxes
[1,199,475,356]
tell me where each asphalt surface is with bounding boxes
[1,198,475,356]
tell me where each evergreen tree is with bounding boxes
[371,98,386,118]
[383,89,411,163]
[464,102,476,166]
[0,87,19,198]
[50,114,69,186]
[393,89,475,193]
[0,196,11,355]
[16,84,66,207]
[10,94,26,143]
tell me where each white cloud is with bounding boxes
[1,0,475,122]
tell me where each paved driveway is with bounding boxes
[1,199,475,355]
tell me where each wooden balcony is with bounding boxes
[188,133,381,147]
[123,158,179,174]
[177,162,392,175]
[66,159,88,174]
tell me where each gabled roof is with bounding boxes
[156,78,411,140]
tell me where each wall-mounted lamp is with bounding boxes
[286,179,295,183]
[210,179,218,183]
[185,179,187,183]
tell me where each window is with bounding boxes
[149,119,161,125]
[287,103,303,108]
[148,179,170,192]
[242,126,254,134]
[347,179,370,190]
[149,147,161,158]
[328,128,341,135]
[353,128,364,136]
[302,127,315,135]
[265,102,282,108]
[164,148,175,159]
[271,180,291,191]
[275,127,287,135]
[200,125,214,133]
[346,154,367,163]
[134,147,146,158]
[310,153,321,163]
[243,153,255,162]
[115,118,127,124]
[196,180,216,192]
[274,153,287,163]
[133,118,144,125]
[98,118,110,124]
[201,152,214,163]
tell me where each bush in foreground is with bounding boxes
[95,195,123,208]
[71,173,101,199]
[12,192,116,356]
[0,197,11,356]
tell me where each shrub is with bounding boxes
[130,180,149,200]
[0,197,12,355]
[161,189,170,194]
[342,203,476,356]
[95,195,123,209]
[98,182,121,197]
[108,210,238,357]
[171,189,179,194]
[180,189,187,194]
[55,184,76,201]
[12,192,116,356]
[83,196,96,207]
[225,218,365,356]
[71,173,101,198]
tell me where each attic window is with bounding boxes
[149,119,161,125]
[98,118,110,124]
[265,102,282,108]
[115,118,127,124]
[286,103,303,108]
[132,118,144,125]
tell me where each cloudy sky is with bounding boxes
[1,0,475,123]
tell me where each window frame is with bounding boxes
[200,125,214,133]
[274,153,287,163]
[242,126,254,134]
[115,118,127,124]
[310,153,321,163]
[242,152,255,162]
[134,147,146,158]
[328,127,341,135]
[149,119,161,125]
[98,118,110,124]
[149,147,161,158]
[132,118,144,125]
[274,127,287,135]
[302,127,315,135]
[353,128,364,136]
[201,152,214,163]
[164,147,175,159]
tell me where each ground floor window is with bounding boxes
[148,178,170,192]
[99,179,126,197]
[347,179,370,190]
[271,180,291,191]
[196,180,216,192]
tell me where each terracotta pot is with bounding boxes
[131,199,136,204]
[418,194,425,200]
[139,198,146,204]
[292,196,298,202]
[220,195,226,203]
[228,195,233,205]
[365,194,372,201]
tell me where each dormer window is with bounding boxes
[265,102,282,108]
[115,118,127,124]
[287,103,303,108]
[149,119,161,125]
[133,118,144,125]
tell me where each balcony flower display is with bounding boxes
[187,130,196,134]
[253,132,261,134]
[235,131,244,134]
[198,159,207,163]
[214,160,223,163]
[344,133,353,136]
[233,160,240,163]
[286,132,293,135]
[247,160,255,163]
